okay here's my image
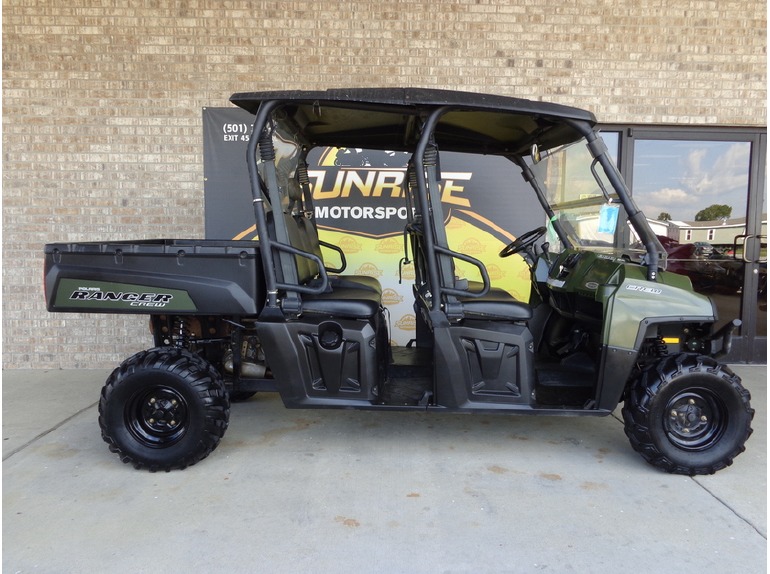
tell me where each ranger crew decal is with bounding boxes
[55,279,196,312]
[70,287,174,307]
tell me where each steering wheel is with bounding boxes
[499,226,547,258]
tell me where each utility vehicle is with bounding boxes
[44,88,753,474]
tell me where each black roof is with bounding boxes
[229,88,596,155]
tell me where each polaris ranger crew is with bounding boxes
[45,88,753,474]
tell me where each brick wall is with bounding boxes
[3,0,766,368]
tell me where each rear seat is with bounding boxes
[269,180,382,319]
[287,179,382,295]
[302,286,382,319]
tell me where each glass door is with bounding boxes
[623,129,766,363]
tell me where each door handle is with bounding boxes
[734,234,767,264]
[733,234,752,263]
[755,235,767,263]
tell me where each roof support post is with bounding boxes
[247,100,282,308]
[412,107,455,312]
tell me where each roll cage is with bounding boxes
[231,88,664,315]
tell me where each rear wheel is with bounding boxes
[99,347,230,471]
[622,354,753,475]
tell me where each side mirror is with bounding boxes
[531,143,541,163]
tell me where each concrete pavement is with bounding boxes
[3,365,766,573]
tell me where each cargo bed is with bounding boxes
[44,239,265,315]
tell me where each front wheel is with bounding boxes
[622,354,753,475]
[99,347,230,471]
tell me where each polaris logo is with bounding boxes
[70,288,174,308]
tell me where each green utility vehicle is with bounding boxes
[44,89,753,474]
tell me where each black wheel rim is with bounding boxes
[664,388,727,451]
[126,386,189,448]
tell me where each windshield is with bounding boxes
[531,137,626,250]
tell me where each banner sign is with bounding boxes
[203,108,544,344]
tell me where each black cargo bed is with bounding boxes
[44,239,264,315]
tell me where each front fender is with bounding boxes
[602,270,715,350]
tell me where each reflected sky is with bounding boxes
[632,140,751,222]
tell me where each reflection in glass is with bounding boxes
[633,140,752,331]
